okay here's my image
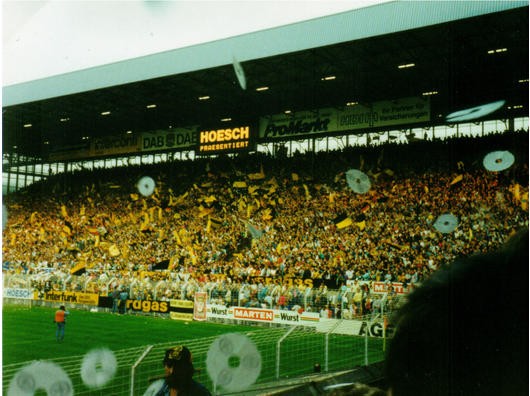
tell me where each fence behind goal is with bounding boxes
[3,321,387,395]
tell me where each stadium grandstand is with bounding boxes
[2,1,528,395]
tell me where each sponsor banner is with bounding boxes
[371,281,407,294]
[90,134,141,157]
[169,299,194,321]
[300,311,320,322]
[345,280,408,295]
[193,292,207,321]
[318,318,394,338]
[207,305,320,326]
[170,299,194,309]
[42,290,99,306]
[373,97,430,127]
[248,276,314,288]
[197,125,254,154]
[141,128,198,152]
[3,288,34,300]
[234,307,274,322]
[125,299,169,313]
[259,96,430,139]
[170,312,194,321]
[259,109,333,139]
[335,103,377,131]
[358,319,395,338]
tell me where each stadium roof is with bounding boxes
[2,1,528,158]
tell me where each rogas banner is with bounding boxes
[124,299,169,313]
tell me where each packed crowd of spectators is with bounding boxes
[3,130,528,317]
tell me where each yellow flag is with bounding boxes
[521,191,528,211]
[336,217,353,229]
[512,183,521,201]
[173,230,183,246]
[291,173,299,181]
[233,181,247,188]
[246,204,253,218]
[262,208,272,221]
[204,195,217,204]
[248,164,266,180]
[109,244,120,257]
[39,227,46,242]
[61,205,68,218]
[238,198,246,212]
[140,212,150,231]
[450,174,463,185]
[157,229,166,242]
[198,206,214,217]
[303,184,311,200]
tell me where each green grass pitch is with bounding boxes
[2,305,252,365]
[3,305,385,394]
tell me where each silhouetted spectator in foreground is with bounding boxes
[385,229,529,396]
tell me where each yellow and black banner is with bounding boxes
[169,299,194,321]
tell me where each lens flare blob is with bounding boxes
[80,348,118,389]
[206,333,261,392]
[8,361,73,396]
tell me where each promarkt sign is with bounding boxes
[259,109,333,139]
[259,96,430,139]
[197,125,254,154]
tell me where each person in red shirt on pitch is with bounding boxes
[54,305,69,342]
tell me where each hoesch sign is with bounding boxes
[3,288,33,299]
[198,126,251,153]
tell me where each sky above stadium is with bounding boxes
[2,0,389,87]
